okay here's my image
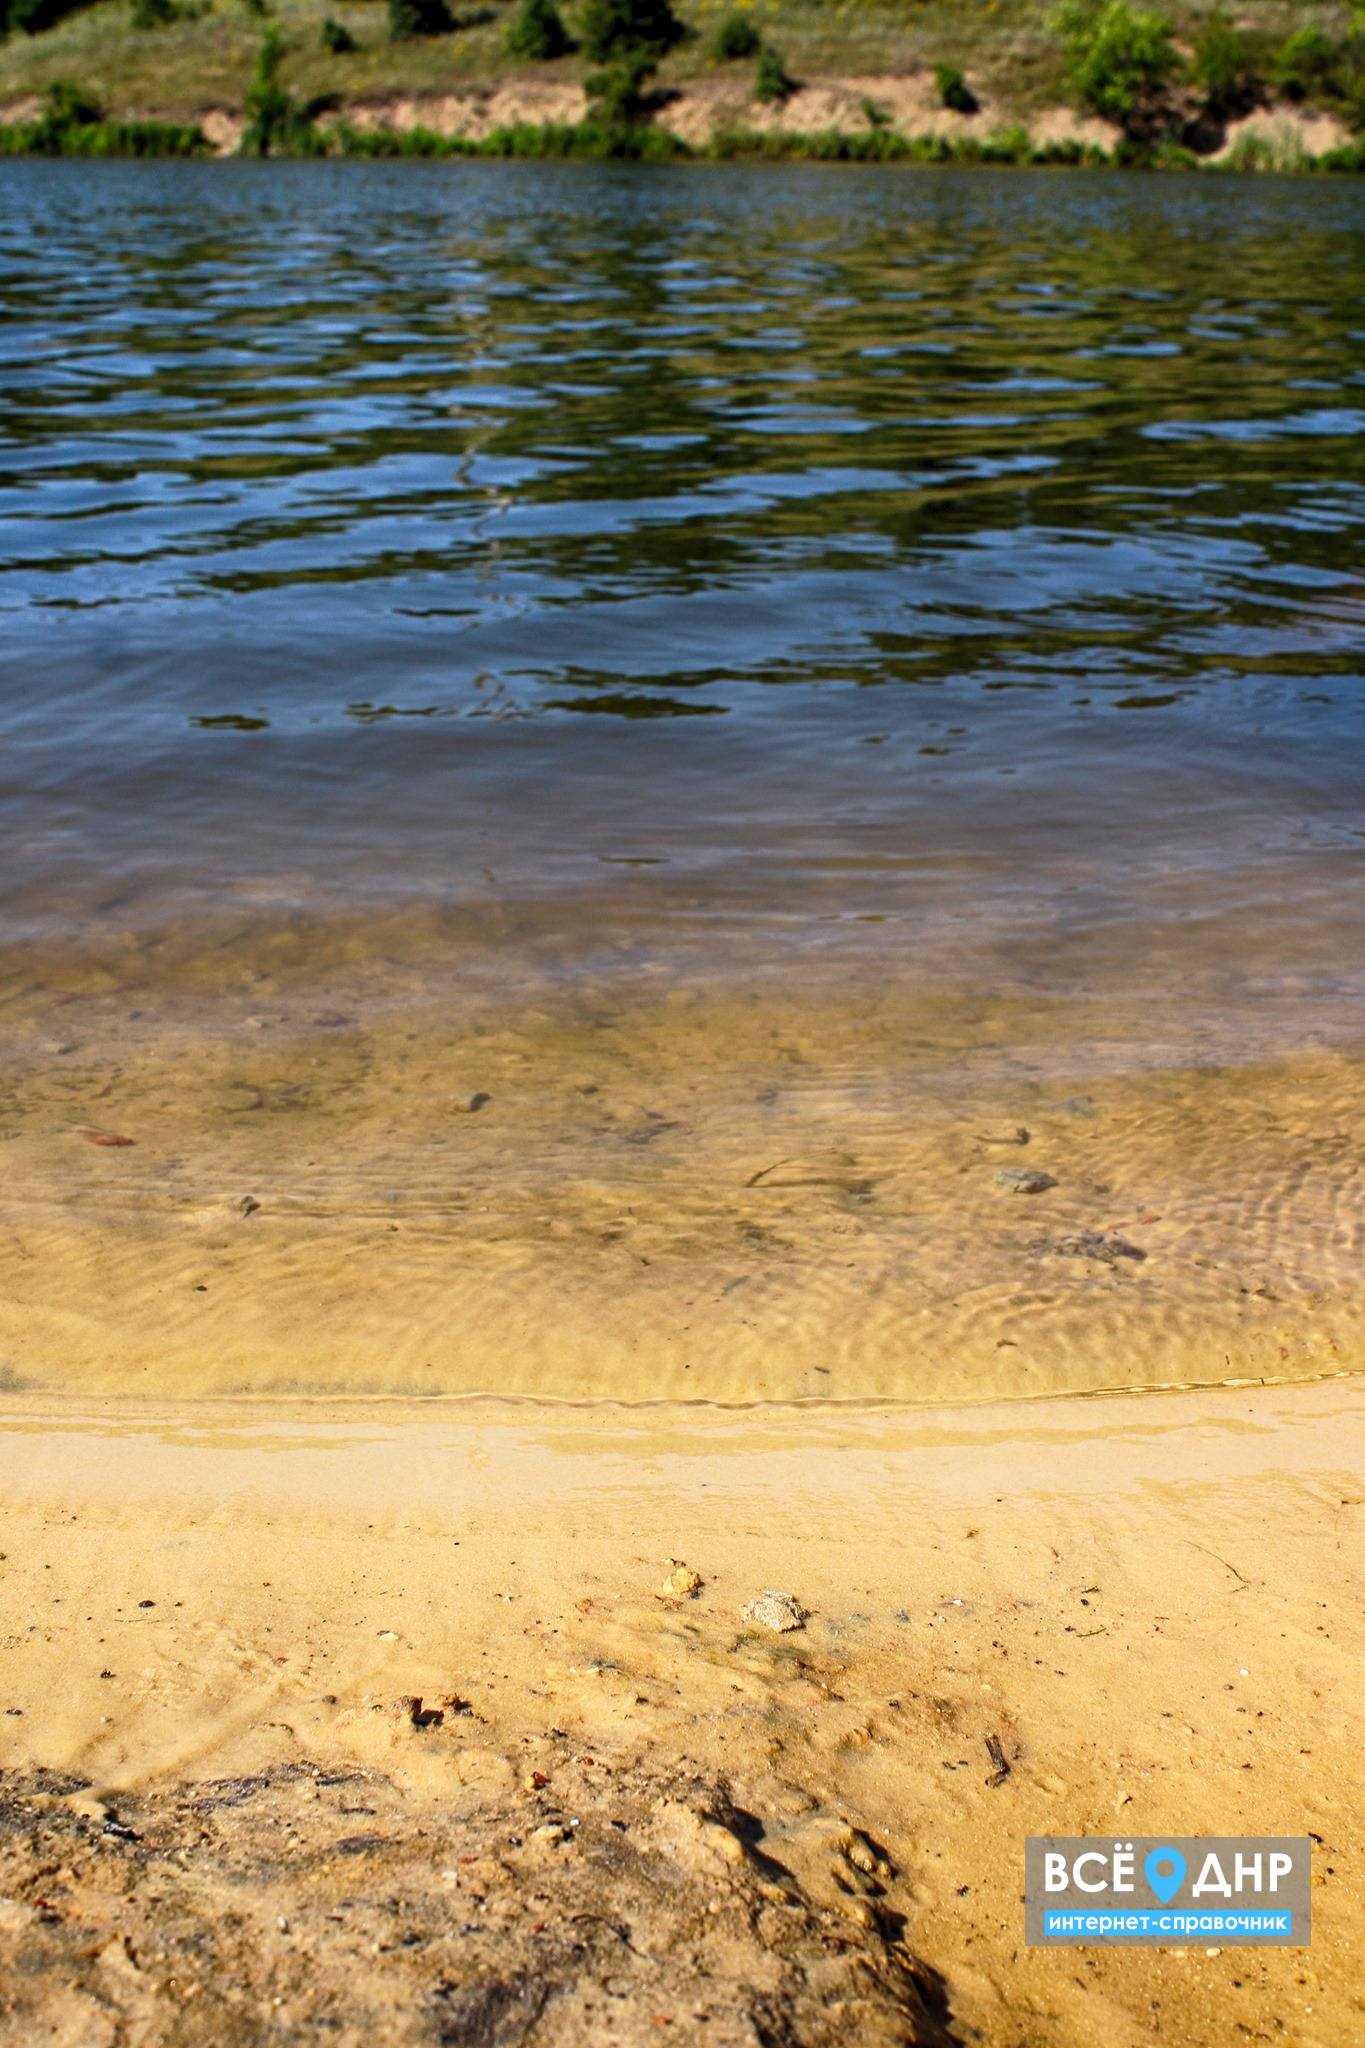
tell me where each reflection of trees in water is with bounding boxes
[3,167,1363,717]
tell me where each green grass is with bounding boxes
[325,107,681,147]
[0,106,205,143]
[0,75,206,143]
[0,0,1360,158]
[704,120,1107,161]
[0,0,533,115]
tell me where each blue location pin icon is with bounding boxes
[1144,1846,1186,1904]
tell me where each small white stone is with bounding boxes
[741,1590,807,1633]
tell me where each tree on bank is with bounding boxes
[506,0,571,61]
[580,0,683,65]
[577,0,686,151]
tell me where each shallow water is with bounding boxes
[1,161,1362,1401]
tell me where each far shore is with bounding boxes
[148,78,1365,167]
[5,0,1365,173]
[2,75,1362,168]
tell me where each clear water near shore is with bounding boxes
[1,160,1362,1402]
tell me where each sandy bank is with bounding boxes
[72,80,1353,161]
[0,1379,1360,2043]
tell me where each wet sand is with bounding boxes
[1,1382,1361,2045]
[2,907,1361,1406]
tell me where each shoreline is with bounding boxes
[4,107,1365,170]
[4,57,1364,168]
[1,1354,1360,1414]
[4,0,1365,173]
[1,1376,1360,2042]
[5,889,1359,1409]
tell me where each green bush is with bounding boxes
[1271,25,1365,132]
[978,122,1032,160]
[0,80,206,153]
[1191,8,1258,116]
[753,42,793,102]
[320,14,356,49]
[241,27,329,152]
[1218,123,1313,171]
[1147,135,1198,167]
[1051,0,1181,120]
[933,62,978,114]
[32,78,102,126]
[584,47,654,125]
[1320,135,1365,169]
[709,9,759,60]
[1272,27,1338,103]
[576,0,687,148]
[388,0,452,38]
[506,0,570,57]
[579,0,683,64]
[4,0,94,34]
[242,26,290,150]
[131,0,180,26]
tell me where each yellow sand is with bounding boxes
[1,1380,1361,2045]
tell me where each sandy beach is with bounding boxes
[3,152,1363,2045]
[1,1380,1360,2044]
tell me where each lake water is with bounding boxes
[1,160,1362,1404]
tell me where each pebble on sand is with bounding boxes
[658,1561,704,1601]
[996,1167,1057,1194]
[741,1590,807,1633]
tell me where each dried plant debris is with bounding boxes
[984,1734,1012,1789]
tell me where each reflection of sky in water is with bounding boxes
[0,160,1362,984]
